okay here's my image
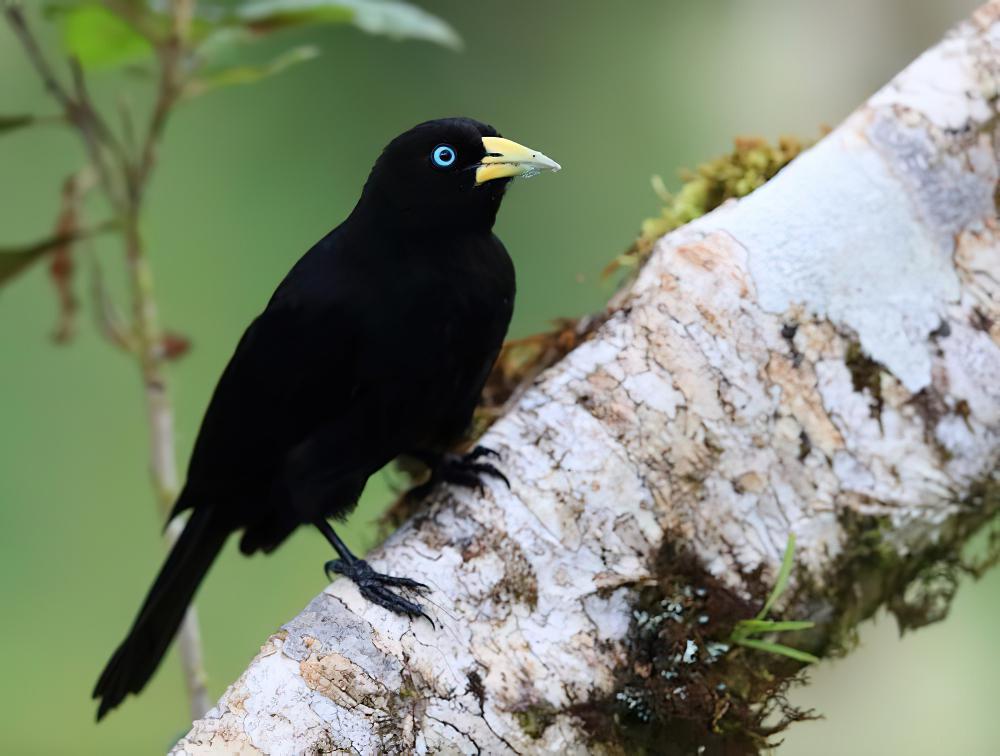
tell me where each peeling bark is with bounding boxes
[174,4,1000,754]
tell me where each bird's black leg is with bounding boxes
[407,445,511,501]
[315,519,432,624]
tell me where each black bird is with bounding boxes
[92,117,560,719]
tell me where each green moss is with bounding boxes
[816,481,1000,655]
[813,512,905,654]
[514,703,558,739]
[652,137,807,230]
[607,135,811,279]
[596,483,1000,753]
[844,340,884,419]
[397,684,420,700]
[588,543,816,754]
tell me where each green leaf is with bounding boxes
[748,620,815,634]
[757,532,797,620]
[234,0,462,50]
[0,115,37,135]
[196,26,258,60]
[0,249,42,285]
[185,45,321,98]
[0,243,55,286]
[726,533,818,662]
[54,4,153,69]
[2,222,116,288]
[732,637,820,664]
[731,619,780,636]
[731,618,815,642]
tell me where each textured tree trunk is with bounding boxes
[173,3,1000,753]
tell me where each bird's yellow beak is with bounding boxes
[476,136,561,185]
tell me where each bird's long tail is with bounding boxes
[93,500,229,720]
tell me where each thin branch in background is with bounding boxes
[4,5,124,209]
[0,113,66,132]
[0,220,117,258]
[117,96,138,164]
[87,251,137,354]
[0,219,118,285]
[2,0,212,719]
[4,0,465,727]
[68,56,130,175]
[3,4,75,112]
[48,172,90,342]
[134,37,185,196]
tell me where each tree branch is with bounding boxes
[132,0,192,199]
[175,3,1000,752]
[0,221,117,258]
[3,4,75,112]
[113,0,211,718]
[68,57,130,176]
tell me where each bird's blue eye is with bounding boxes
[432,144,456,168]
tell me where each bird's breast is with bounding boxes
[351,233,513,439]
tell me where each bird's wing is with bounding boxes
[174,284,360,518]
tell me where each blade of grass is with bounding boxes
[733,619,815,636]
[733,637,820,664]
[757,532,797,619]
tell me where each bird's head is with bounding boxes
[359,117,560,232]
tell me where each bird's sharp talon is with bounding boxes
[469,445,502,461]
[329,558,434,620]
[325,558,356,581]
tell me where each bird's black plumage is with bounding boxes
[93,117,559,719]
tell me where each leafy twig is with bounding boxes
[4,0,465,723]
[132,0,191,196]
[0,113,65,133]
[0,220,118,284]
[4,4,125,209]
[3,0,211,719]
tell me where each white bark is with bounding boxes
[174,4,1000,753]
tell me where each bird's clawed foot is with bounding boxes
[325,558,433,625]
[440,445,511,489]
[408,445,511,500]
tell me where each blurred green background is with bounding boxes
[1,1,997,753]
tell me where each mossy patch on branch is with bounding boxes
[582,544,816,755]
[844,339,885,419]
[605,135,812,280]
[513,702,559,740]
[808,480,1000,657]
[587,488,1000,754]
